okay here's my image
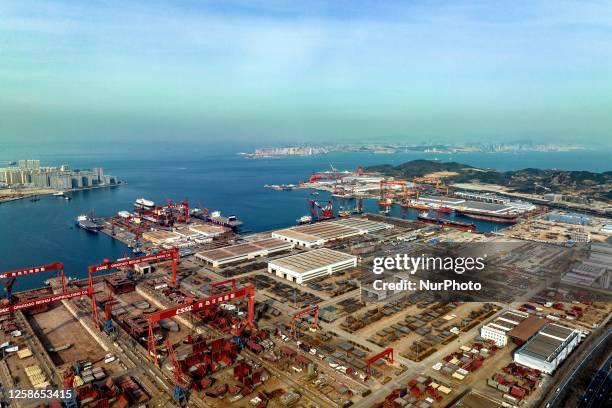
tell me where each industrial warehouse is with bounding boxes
[272,218,394,248]
[267,248,357,284]
[195,238,294,267]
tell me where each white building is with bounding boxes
[514,324,581,374]
[480,310,529,347]
[267,248,357,284]
[272,218,393,249]
[480,325,509,347]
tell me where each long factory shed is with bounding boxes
[272,218,394,248]
[195,238,293,267]
[267,248,357,284]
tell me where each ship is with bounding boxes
[297,215,313,225]
[338,209,351,218]
[401,201,430,211]
[417,212,476,232]
[455,208,518,223]
[53,191,65,196]
[208,211,243,230]
[134,198,155,212]
[76,214,101,232]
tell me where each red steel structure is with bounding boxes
[365,347,394,374]
[291,305,319,337]
[210,279,237,294]
[412,176,448,194]
[0,289,90,315]
[146,284,256,366]
[88,248,180,326]
[0,262,67,293]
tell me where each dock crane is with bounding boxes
[308,199,334,221]
[412,177,448,195]
[291,305,319,338]
[88,248,180,327]
[145,283,256,367]
[166,338,189,405]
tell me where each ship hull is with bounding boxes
[417,216,476,232]
[456,209,518,223]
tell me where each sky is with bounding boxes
[1,0,611,147]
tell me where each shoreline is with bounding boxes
[0,182,126,204]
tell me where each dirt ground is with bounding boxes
[28,303,106,367]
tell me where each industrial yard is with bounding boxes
[0,165,610,408]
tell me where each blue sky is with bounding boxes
[1,1,611,146]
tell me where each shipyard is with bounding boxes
[0,158,610,408]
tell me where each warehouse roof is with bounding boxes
[196,238,292,262]
[269,248,356,274]
[540,324,574,341]
[507,316,547,342]
[519,333,563,361]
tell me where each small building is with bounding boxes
[267,248,357,284]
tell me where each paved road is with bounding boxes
[580,354,611,408]
[541,327,612,408]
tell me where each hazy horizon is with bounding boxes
[1,1,611,147]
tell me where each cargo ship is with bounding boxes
[455,208,518,224]
[208,211,243,230]
[401,201,430,211]
[417,213,476,232]
[134,198,155,212]
[76,214,101,232]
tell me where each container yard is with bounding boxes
[0,191,609,408]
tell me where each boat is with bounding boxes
[338,210,351,218]
[30,196,40,202]
[401,201,430,210]
[297,215,313,225]
[64,196,72,201]
[208,211,243,230]
[76,214,101,232]
[417,213,476,232]
[53,191,65,196]
[455,208,518,223]
[432,206,452,214]
[134,198,155,212]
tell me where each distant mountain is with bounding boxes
[366,160,612,201]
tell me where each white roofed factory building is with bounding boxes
[267,248,357,284]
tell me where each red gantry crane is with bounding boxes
[365,347,394,376]
[145,283,256,366]
[1,262,68,302]
[0,289,90,315]
[291,305,319,337]
[88,248,180,326]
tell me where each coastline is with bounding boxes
[0,181,125,204]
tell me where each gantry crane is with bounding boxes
[412,177,448,195]
[1,262,67,301]
[365,347,394,376]
[0,288,90,315]
[145,283,256,366]
[291,305,319,337]
[88,248,180,327]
